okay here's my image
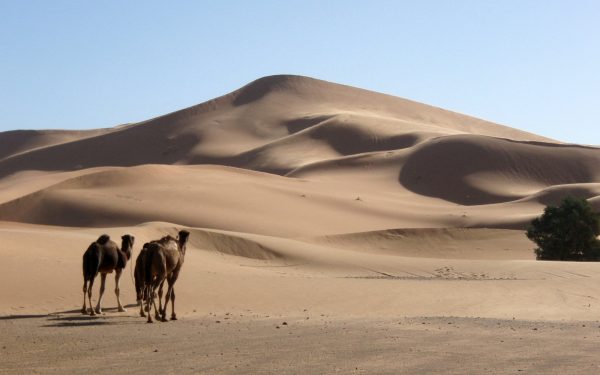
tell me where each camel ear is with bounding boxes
[122,234,134,245]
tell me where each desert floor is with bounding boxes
[2,222,600,374]
[2,314,600,374]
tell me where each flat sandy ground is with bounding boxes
[3,314,600,374]
[2,222,600,374]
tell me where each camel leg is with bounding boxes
[170,287,177,320]
[115,269,126,312]
[157,280,165,320]
[95,273,107,314]
[152,284,162,323]
[146,285,153,323]
[147,282,161,323]
[81,279,88,314]
[139,287,146,317]
[143,284,150,313]
[162,284,172,322]
[87,276,96,316]
[168,272,180,320]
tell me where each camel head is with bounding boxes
[177,230,190,254]
[121,234,135,260]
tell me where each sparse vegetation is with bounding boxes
[527,196,600,261]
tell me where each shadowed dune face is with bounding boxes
[0,128,116,161]
[223,116,424,175]
[399,135,600,205]
[0,121,202,179]
[517,184,600,207]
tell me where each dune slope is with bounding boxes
[0,75,557,179]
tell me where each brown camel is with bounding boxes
[81,234,135,316]
[134,242,165,319]
[134,243,148,316]
[144,230,190,323]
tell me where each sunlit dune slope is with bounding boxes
[0,75,555,179]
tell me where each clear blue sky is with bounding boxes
[1,1,598,144]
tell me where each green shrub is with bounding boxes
[526,196,600,261]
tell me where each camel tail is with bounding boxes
[82,243,101,281]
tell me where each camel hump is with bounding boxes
[96,234,110,245]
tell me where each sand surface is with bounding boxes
[3,315,600,374]
[1,75,599,373]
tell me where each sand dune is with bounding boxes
[0,164,461,235]
[0,75,556,180]
[0,163,583,236]
[1,74,600,335]
[399,135,600,205]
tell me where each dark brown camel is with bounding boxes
[134,242,165,319]
[144,230,190,323]
[134,243,149,316]
[81,234,135,316]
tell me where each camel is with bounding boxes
[143,230,190,323]
[134,242,165,319]
[134,243,149,316]
[81,234,135,316]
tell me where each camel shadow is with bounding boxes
[42,315,133,327]
[1,303,141,327]
[0,314,49,320]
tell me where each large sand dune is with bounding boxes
[1,75,599,373]
[0,75,555,179]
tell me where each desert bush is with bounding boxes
[526,196,600,261]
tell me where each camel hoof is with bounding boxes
[118,307,126,312]
[81,308,87,315]
[89,311,96,317]
[147,320,153,324]
[171,315,177,321]
[140,312,146,317]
